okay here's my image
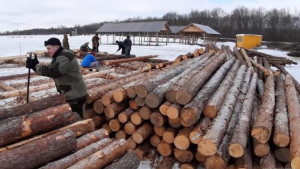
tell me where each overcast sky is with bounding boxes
[1,0,299,32]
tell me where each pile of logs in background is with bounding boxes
[0,45,300,169]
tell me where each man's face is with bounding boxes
[46,45,59,57]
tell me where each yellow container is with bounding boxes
[236,34,262,49]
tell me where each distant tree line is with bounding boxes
[1,6,299,42]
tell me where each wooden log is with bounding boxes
[257,79,264,98]
[68,139,129,169]
[0,104,73,147]
[159,102,171,115]
[145,58,169,63]
[180,163,198,169]
[103,55,157,65]
[157,141,172,157]
[174,127,193,150]
[118,108,134,123]
[103,150,140,169]
[203,59,240,118]
[195,151,208,164]
[109,118,122,132]
[260,153,276,169]
[0,82,16,91]
[189,117,211,145]
[180,58,237,126]
[275,64,300,95]
[101,91,114,106]
[132,123,153,144]
[135,96,145,106]
[165,53,213,103]
[115,130,127,140]
[130,112,143,125]
[253,139,270,157]
[233,48,247,65]
[285,74,300,169]
[40,138,113,169]
[176,53,226,105]
[168,117,182,128]
[198,65,246,156]
[129,99,139,110]
[167,103,182,119]
[83,108,96,119]
[104,102,127,119]
[163,127,177,144]
[91,116,105,128]
[102,123,112,135]
[273,74,290,147]
[240,48,254,72]
[93,99,104,114]
[133,141,151,160]
[251,73,275,144]
[174,148,194,163]
[95,54,135,61]
[150,134,161,147]
[0,129,76,169]
[150,111,166,127]
[127,137,137,150]
[138,106,151,120]
[249,57,270,76]
[274,147,290,163]
[76,128,109,151]
[234,144,252,169]
[0,72,38,81]
[229,73,258,158]
[154,126,165,137]
[159,61,174,68]
[113,87,128,102]
[0,94,65,121]
[124,121,137,135]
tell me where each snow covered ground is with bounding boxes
[0,35,299,82]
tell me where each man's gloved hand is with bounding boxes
[26,53,39,70]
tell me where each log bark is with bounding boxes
[203,59,240,118]
[180,58,237,126]
[150,111,166,127]
[285,74,300,169]
[40,138,112,169]
[76,128,109,151]
[0,82,16,91]
[274,147,290,163]
[0,94,65,121]
[273,74,290,147]
[174,127,193,150]
[229,73,258,158]
[176,53,226,105]
[0,129,76,169]
[249,57,270,76]
[0,104,74,147]
[198,65,246,156]
[260,153,276,169]
[174,148,194,163]
[103,150,140,169]
[132,123,153,144]
[103,55,157,65]
[251,73,275,144]
[275,64,300,95]
[159,102,171,115]
[138,106,151,120]
[240,48,254,72]
[118,108,134,123]
[104,102,127,119]
[233,48,247,65]
[189,117,211,145]
[68,139,129,169]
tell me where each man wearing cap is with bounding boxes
[26,37,88,118]
[92,34,100,53]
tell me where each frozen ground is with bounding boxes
[0,35,299,82]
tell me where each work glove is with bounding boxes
[26,53,39,71]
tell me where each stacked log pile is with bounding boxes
[0,46,300,169]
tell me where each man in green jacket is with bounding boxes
[26,37,88,118]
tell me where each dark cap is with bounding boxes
[44,38,61,46]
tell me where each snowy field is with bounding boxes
[0,35,299,82]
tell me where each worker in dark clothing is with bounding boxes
[26,37,88,118]
[123,36,132,56]
[92,34,100,53]
[116,40,125,55]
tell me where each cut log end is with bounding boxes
[132,133,143,144]
[145,94,160,108]
[251,127,270,144]
[165,91,176,103]
[291,156,300,169]
[166,106,180,120]
[228,143,244,158]
[273,133,290,147]
[126,86,136,99]
[203,105,217,118]
[198,140,217,156]
[113,88,126,102]
[180,107,197,125]
[205,155,226,169]
[174,135,190,150]
[176,90,191,105]
[135,85,148,98]
[157,142,172,156]
[159,102,171,115]
[101,94,113,106]
[189,131,203,145]
[254,143,270,157]
[93,100,104,114]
